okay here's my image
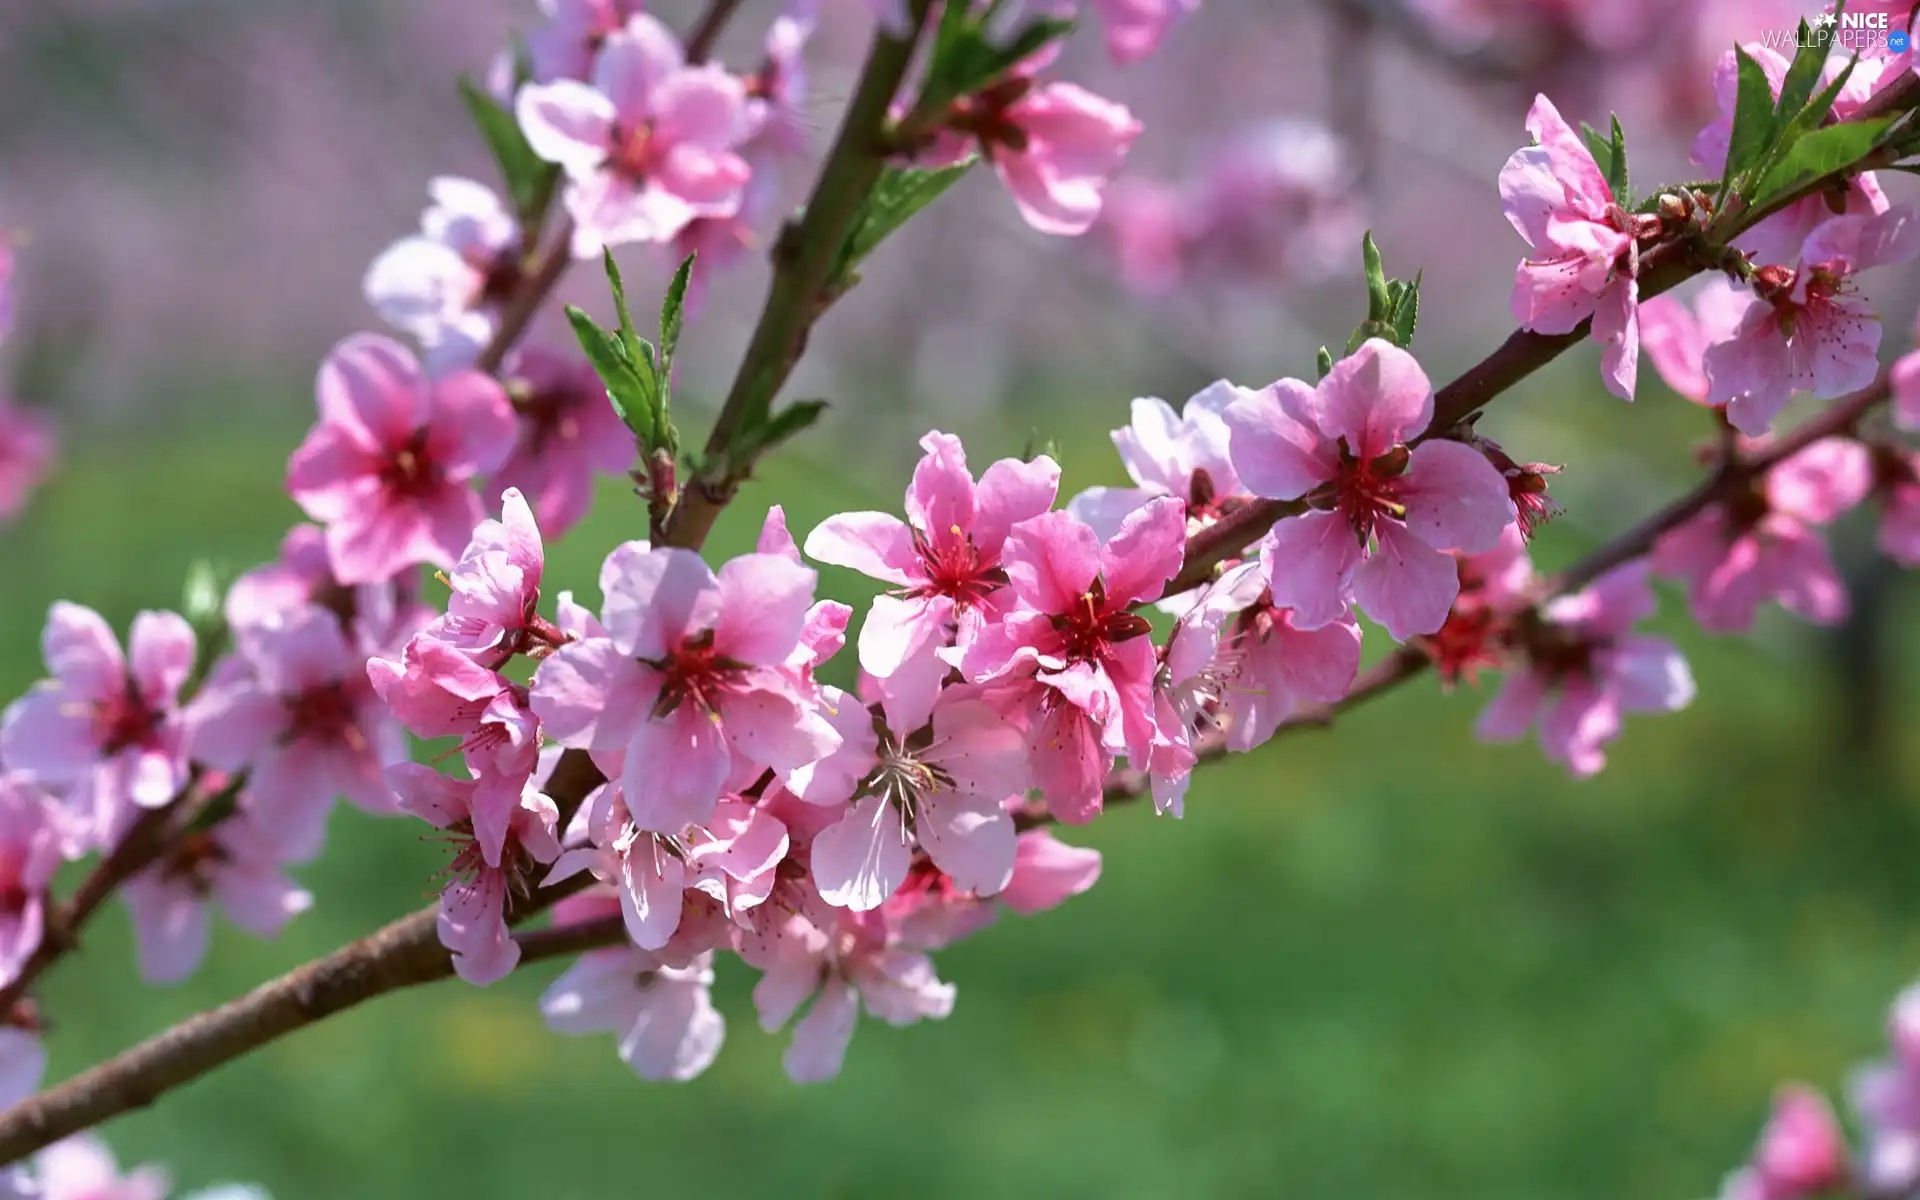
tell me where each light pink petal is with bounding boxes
[970,454,1063,551]
[1594,274,1640,401]
[714,554,815,665]
[1352,521,1462,641]
[1313,339,1435,456]
[600,543,718,661]
[1605,635,1696,715]
[42,602,124,697]
[1399,439,1515,554]
[594,14,686,121]
[618,968,725,1081]
[1524,94,1611,212]
[651,65,749,150]
[999,830,1101,914]
[516,79,616,175]
[183,679,283,771]
[1498,144,1565,248]
[1475,668,1547,741]
[1257,512,1362,630]
[722,685,840,773]
[1003,511,1103,614]
[802,512,917,585]
[441,871,518,986]
[784,978,858,1083]
[427,370,518,476]
[1101,496,1187,607]
[619,843,686,950]
[812,796,912,912]
[1028,703,1106,824]
[315,333,426,448]
[123,875,210,984]
[917,791,1016,896]
[1638,294,1708,402]
[904,431,977,542]
[530,637,654,751]
[1223,379,1336,500]
[624,704,730,832]
[857,592,943,682]
[1,687,101,784]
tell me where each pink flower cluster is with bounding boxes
[1504,52,1916,421]
[1101,117,1365,295]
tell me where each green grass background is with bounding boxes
[4,379,1919,1200]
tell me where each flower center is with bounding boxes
[1049,578,1153,662]
[610,122,660,180]
[646,629,745,719]
[1319,441,1410,545]
[95,680,162,756]
[286,684,365,750]
[909,525,1008,610]
[379,431,442,499]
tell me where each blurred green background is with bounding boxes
[5,372,1920,1200]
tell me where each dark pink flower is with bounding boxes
[427,486,561,667]
[389,764,560,986]
[531,541,839,832]
[517,15,754,255]
[284,334,516,585]
[1,604,195,846]
[805,432,1058,731]
[186,603,405,859]
[1500,94,1644,399]
[1653,438,1873,632]
[1704,206,1918,434]
[1476,563,1695,777]
[119,813,312,985]
[1721,1086,1848,1200]
[1224,339,1516,640]
[962,499,1187,822]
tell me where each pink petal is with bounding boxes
[1257,511,1362,631]
[999,830,1101,914]
[784,978,859,1083]
[1313,338,1434,457]
[970,454,1062,552]
[1398,439,1515,555]
[813,796,912,911]
[713,553,815,665]
[1223,378,1335,500]
[1351,521,1461,641]
[1101,495,1186,607]
[1003,512,1103,614]
[600,544,718,661]
[623,704,730,832]
[516,80,616,175]
[802,512,917,585]
[917,790,1015,896]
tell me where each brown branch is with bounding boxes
[473,219,576,377]
[684,0,743,64]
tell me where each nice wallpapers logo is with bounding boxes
[1761,9,1912,54]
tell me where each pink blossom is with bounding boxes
[742,0,817,156]
[547,781,786,951]
[1087,0,1198,63]
[744,908,954,1083]
[1068,381,1249,544]
[949,80,1142,237]
[1855,984,1920,1194]
[1,604,195,845]
[1209,567,1364,753]
[120,814,313,984]
[1100,179,1190,293]
[1500,94,1644,399]
[186,603,405,860]
[804,432,1058,731]
[1720,1086,1848,1200]
[223,523,428,653]
[962,499,1186,821]
[517,15,754,256]
[541,945,725,1081]
[1652,438,1873,632]
[531,541,839,832]
[1639,277,1750,404]
[1475,562,1695,777]
[425,486,558,667]
[998,829,1102,914]
[0,778,62,989]
[28,1136,168,1200]
[284,334,517,585]
[1140,567,1257,815]
[491,346,636,540]
[0,400,53,523]
[362,177,521,369]
[1223,339,1516,640]
[1424,524,1538,687]
[797,692,1026,910]
[1705,206,1919,434]
[1871,444,1920,565]
[367,636,539,861]
[389,764,560,986]
[526,0,647,83]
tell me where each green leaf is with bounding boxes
[601,249,654,375]
[1772,55,1860,162]
[1606,114,1630,202]
[834,164,973,285]
[1723,47,1780,193]
[1361,232,1389,322]
[659,254,694,375]
[566,304,659,449]
[1580,122,1616,190]
[1752,116,1893,208]
[458,76,559,226]
[1775,20,1827,121]
[1315,346,1335,381]
[1391,270,1422,349]
[741,399,830,460]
